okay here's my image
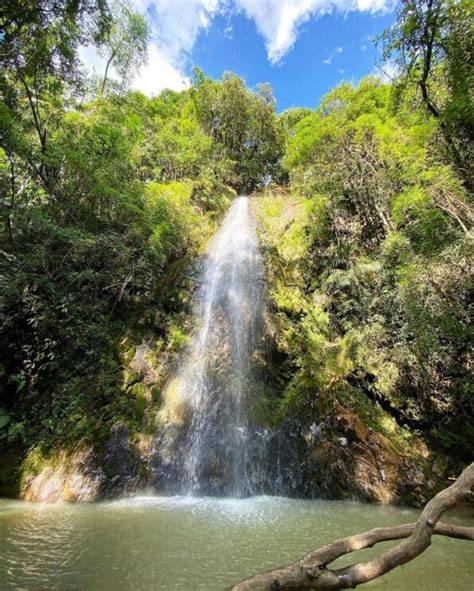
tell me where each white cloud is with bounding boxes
[234,0,393,64]
[322,44,343,66]
[356,0,390,11]
[373,59,399,83]
[144,0,220,61]
[79,41,190,95]
[132,0,218,92]
[80,0,216,94]
[234,0,327,64]
[80,0,395,95]
[79,45,107,77]
[135,45,190,94]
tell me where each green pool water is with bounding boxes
[0,495,472,590]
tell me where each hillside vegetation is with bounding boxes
[257,74,472,461]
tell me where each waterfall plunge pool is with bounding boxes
[0,495,472,590]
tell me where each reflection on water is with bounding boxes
[0,496,473,590]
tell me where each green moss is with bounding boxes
[167,322,189,352]
[126,382,148,422]
[135,391,147,421]
[129,382,145,398]
[21,447,49,478]
[123,368,143,389]
[123,345,136,365]
[150,385,161,402]
[19,447,68,488]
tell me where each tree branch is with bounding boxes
[101,47,117,94]
[229,463,474,590]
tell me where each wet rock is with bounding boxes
[21,450,104,503]
[100,422,146,496]
[18,423,150,503]
[14,404,444,506]
[335,405,368,441]
[302,406,444,505]
[129,343,159,387]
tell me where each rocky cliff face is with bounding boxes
[18,423,146,503]
[14,407,445,506]
[301,406,443,506]
[2,385,447,507]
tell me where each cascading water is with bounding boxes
[156,196,270,496]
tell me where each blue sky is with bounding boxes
[80,1,399,111]
[191,10,395,111]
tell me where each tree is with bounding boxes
[229,463,474,590]
[0,0,110,217]
[0,0,109,152]
[382,0,473,181]
[191,71,284,192]
[98,0,149,94]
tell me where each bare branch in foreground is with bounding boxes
[229,463,474,591]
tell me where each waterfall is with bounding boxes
[156,196,267,496]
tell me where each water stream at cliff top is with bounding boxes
[155,196,271,496]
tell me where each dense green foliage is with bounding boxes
[257,5,473,463]
[191,68,284,191]
[0,0,471,493]
[382,0,473,184]
[0,1,282,484]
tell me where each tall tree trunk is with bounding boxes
[101,48,117,94]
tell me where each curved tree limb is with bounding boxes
[229,463,474,590]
